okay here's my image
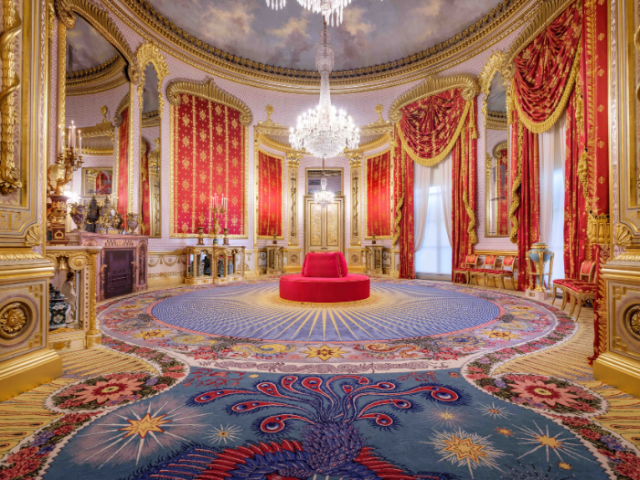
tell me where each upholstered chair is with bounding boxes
[552,260,597,319]
[453,254,480,285]
[486,256,517,290]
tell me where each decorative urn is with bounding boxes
[49,283,70,329]
[68,202,86,231]
[127,213,140,235]
[527,242,554,292]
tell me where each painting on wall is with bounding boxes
[82,168,113,196]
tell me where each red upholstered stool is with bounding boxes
[279,252,370,303]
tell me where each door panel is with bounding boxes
[305,196,344,254]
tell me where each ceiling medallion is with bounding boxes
[266,0,383,26]
[289,22,359,160]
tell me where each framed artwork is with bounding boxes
[82,167,113,196]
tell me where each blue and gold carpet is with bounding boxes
[1,279,640,480]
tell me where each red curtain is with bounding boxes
[398,88,469,165]
[394,134,415,279]
[366,150,392,237]
[581,0,610,362]
[172,94,247,237]
[117,107,129,214]
[496,148,510,236]
[257,151,283,238]
[563,90,588,279]
[512,114,541,291]
[140,140,151,236]
[452,98,478,283]
[512,0,582,131]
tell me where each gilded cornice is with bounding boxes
[502,0,577,79]
[141,110,160,128]
[66,55,124,85]
[102,0,538,94]
[492,140,509,158]
[167,79,253,126]
[389,75,480,123]
[487,110,509,130]
[81,107,114,140]
[54,0,140,83]
[66,72,127,96]
[82,147,113,156]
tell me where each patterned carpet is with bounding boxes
[1,279,640,480]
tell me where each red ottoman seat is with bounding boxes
[280,252,370,303]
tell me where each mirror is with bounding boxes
[65,13,129,234]
[306,169,343,195]
[484,72,510,237]
[140,63,162,237]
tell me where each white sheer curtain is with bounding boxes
[538,111,567,281]
[414,154,453,275]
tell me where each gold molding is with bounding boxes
[486,110,509,130]
[81,106,114,139]
[66,74,127,96]
[0,0,23,195]
[115,0,527,91]
[492,140,509,159]
[82,147,113,156]
[167,79,252,126]
[479,51,508,97]
[54,0,140,83]
[115,93,129,118]
[137,42,167,239]
[389,75,480,124]
[503,0,577,76]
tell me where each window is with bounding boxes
[415,185,452,275]
[549,167,565,282]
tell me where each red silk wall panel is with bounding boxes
[366,150,392,238]
[117,107,129,214]
[140,140,151,236]
[171,94,247,237]
[496,148,509,236]
[257,150,283,238]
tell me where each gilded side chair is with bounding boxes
[470,255,497,286]
[552,260,597,319]
[453,254,480,285]
[486,256,517,290]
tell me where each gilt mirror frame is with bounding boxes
[136,43,169,238]
[479,52,510,238]
[55,0,139,213]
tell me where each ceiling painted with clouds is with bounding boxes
[67,15,120,72]
[147,0,505,71]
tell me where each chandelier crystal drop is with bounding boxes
[289,22,360,159]
[266,0,383,26]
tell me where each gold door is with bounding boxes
[305,196,344,254]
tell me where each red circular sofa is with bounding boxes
[280,252,370,303]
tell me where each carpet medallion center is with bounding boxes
[150,283,501,342]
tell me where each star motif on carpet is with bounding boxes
[303,345,346,361]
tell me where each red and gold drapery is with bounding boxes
[496,148,510,236]
[512,0,582,133]
[116,107,130,214]
[257,150,283,238]
[398,88,471,166]
[393,133,414,279]
[511,113,541,291]
[366,149,393,238]
[581,0,610,362]
[452,98,478,283]
[139,140,151,236]
[509,0,582,290]
[171,94,248,237]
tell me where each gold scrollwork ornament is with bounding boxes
[624,305,640,342]
[0,302,30,340]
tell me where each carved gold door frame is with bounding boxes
[304,196,344,255]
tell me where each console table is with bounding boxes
[67,231,149,301]
[364,245,384,276]
[185,246,246,285]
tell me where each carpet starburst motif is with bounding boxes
[427,428,506,478]
[119,413,170,439]
[303,345,346,361]
[515,421,595,463]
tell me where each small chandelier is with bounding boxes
[289,22,359,159]
[315,158,334,207]
[267,0,383,26]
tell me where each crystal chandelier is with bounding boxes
[267,0,383,26]
[315,158,334,207]
[289,22,360,159]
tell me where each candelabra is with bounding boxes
[211,194,228,245]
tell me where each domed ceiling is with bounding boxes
[146,0,505,71]
[66,15,119,72]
